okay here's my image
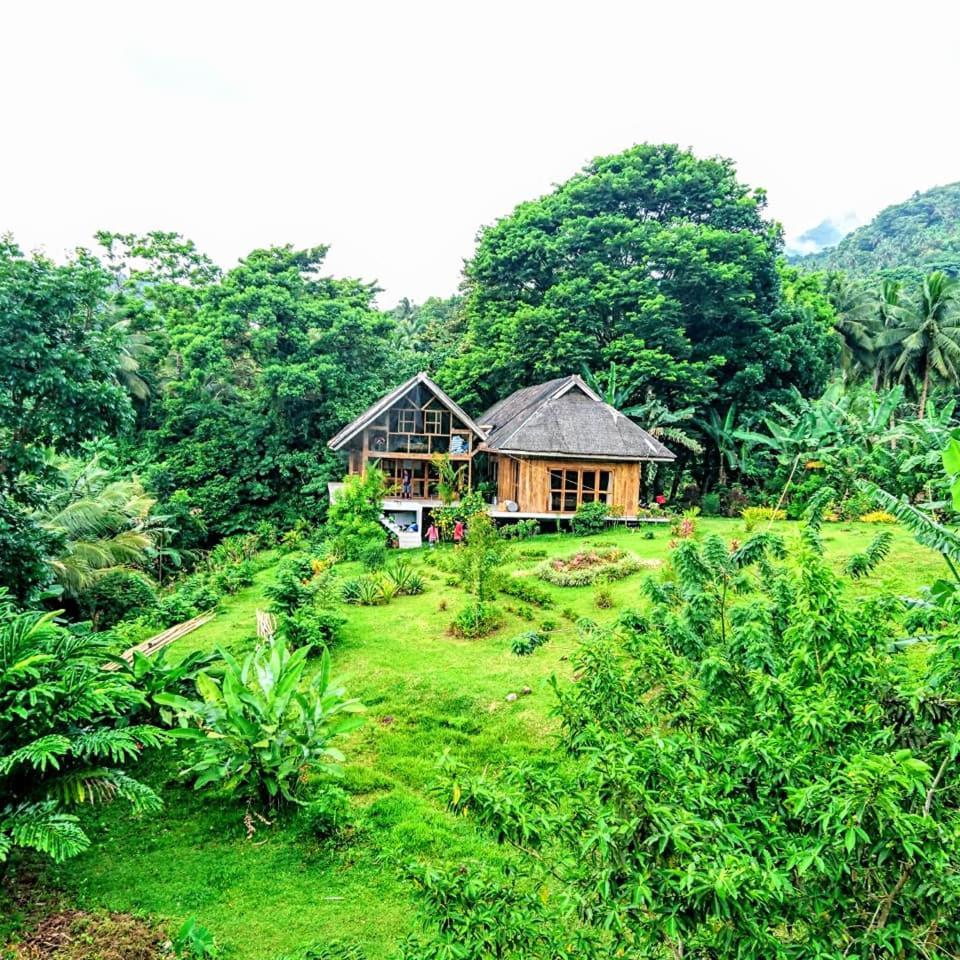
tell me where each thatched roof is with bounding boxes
[328,372,486,451]
[479,375,675,461]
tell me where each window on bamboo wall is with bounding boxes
[549,468,612,512]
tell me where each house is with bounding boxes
[479,375,674,518]
[327,371,674,544]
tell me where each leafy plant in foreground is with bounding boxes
[845,530,895,579]
[1,610,165,865]
[158,639,364,808]
[427,531,960,958]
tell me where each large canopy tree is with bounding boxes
[139,245,405,534]
[441,144,836,424]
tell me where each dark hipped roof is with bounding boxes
[327,372,487,451]
[479,375,675,461]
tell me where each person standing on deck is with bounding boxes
[401,469,412,499]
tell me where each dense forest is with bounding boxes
[796,180,960,282]
[5,142,960,959]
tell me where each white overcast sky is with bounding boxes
[2,0,959,304]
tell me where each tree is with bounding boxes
[0,240,131,488]
[879,270,960,414]
[1,606,165,866]
[441,144,835,428]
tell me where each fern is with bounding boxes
[1,801,90,863]
[844,531,894,579]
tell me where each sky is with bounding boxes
[3,0,960,304]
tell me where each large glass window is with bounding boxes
[549,468,612,512]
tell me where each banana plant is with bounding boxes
[157,637,364,808]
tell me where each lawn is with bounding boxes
[15,518,950,958]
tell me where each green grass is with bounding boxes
[24,519,951,958]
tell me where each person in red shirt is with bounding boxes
[453,519,464,544]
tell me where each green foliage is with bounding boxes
[741,505,786,531]
[797,180,960,281]
[297,785,355,847]
[158,640,364,809]
[340,575,392,607]
[593,588,613,609]
[327,470,387,561]
[358,539,388,572]
[498,519,539,541]
[109,646,217,722]
[280,606,346,651]
[383,558,425,597]
[0,609,165,865]
[78,570,157,630]
[450,603,501,639]
[273,942,367,960]
[845,530,895,578]
[510,630,549,656]
[265,556,319,615]
[570,500,610,536]
[499,576,554,608]
[442,144,835,454]
[430,534,960,958]
[172,916,219,959]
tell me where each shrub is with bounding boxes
[860,510,897,523]
[79,570,157,630]
[499,519,540,541]
[451,602,500,639]
[741,505,787,532]
[158,641,364,808]
[384,558,425,596]
[359,538,389,572]
[594,588,613,609]
[500,577,554,608]
[510,630,548,656]
[0,610,165,865]
[340,575,390,606]
[539,618,557,632]
[700,492,721,517]
[517,548,548,559]
[212,559,256,595]
[265,555,317,615]
[561,606,578,622]
[327,469,387,560]
[570,501,610,536]
[299,785,354,847]
[172,917,219,959]
[281,606,346,649]
[670,507,700,539]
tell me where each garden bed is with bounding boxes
[535,547,657,587]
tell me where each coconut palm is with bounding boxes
[878,271,960,415]
[110,317,153,401]
[34,455,156,598]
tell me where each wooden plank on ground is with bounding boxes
[103,613,214,670]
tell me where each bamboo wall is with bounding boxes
[494,456,640,516]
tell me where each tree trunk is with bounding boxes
[919,359,929,419]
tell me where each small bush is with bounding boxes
[212,559,256,595]
[359,538,389,571]
[517,547,548,559]
[570,501,610,536]
[281,607,346,649]
[499,519,539,540]
[741,505,787,532]
[384,558,425,596]
[451,602,500,638]
[561,606,578,622]
[700,492,721,517]
[80,570,157,630]
[265,555,317,614]
[539,618,557,632]
[299,785,355,847]
[859,510,897,524]
[510,630,548,656]
[341,575,390,606]
[500,577,554,608]
[594,588,613,609]
[616,607,649,632]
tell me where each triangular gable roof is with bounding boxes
[479,375,675,461]
[328,372,487,451]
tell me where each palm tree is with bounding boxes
[110,317,153,401]
[878,271,960,415]
[34,455,156,599]
[581,362,636,408]
[872,279,905,390]
[826,273,877,380]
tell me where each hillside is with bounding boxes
[796,180,960,280]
